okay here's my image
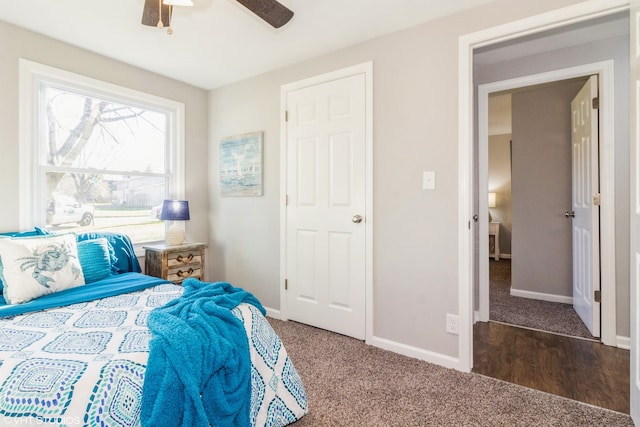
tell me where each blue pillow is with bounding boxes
[75,232,141,274]
[77,238,113,284]
[0,227,50,238]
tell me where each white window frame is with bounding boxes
[18,59,185,250]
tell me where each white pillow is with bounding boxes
[0,234,85,304]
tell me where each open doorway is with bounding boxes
[472,10,629,348]
[466,10,630,412]
[486,78,598,341]
[476,58,619,344]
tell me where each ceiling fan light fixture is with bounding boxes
[163,0,194,6]
[142,0,294,35]
[236,0,294,28]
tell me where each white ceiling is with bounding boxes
[0,0,494,90]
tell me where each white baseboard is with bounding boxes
[264,306,283,320]
[264,309,462,371]
[368,335,460,370]
[263,307,463,370]
[510,288,573,304]
[617,335,630,350]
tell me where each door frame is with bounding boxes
[629,0,639,422]
[458,0,629,372]
[279,62,374,342]
[477,61,616,346]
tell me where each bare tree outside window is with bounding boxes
[40,83,169,243]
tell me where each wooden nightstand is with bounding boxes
[143,242,207,285]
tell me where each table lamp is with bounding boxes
[488,192,496,222]
[160,199,190,245]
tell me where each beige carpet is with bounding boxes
[270,318,632,426]
[489,259,595,340]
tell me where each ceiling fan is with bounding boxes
[142,0,294,34]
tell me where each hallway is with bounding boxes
[473,321,629,414]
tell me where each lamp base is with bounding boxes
[165,225,186,246]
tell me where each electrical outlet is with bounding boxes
[446,314,459,335]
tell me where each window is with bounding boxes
[19,60,185,245]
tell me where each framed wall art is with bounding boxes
[219,131,263,196]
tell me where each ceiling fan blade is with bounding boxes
[236,0,294,28]
[141,0,171,27]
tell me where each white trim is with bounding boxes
[264,307,283,320]
[478,99,490,321]
[477,61,617,346]
[18,60,36,231]
[18,59,186,233]
[458,0,630,372]
[458,27,474,373]
[509,288,574,304]
[278,95,288,320]
[617,335,631,350]
[279,62,374,342]
[368,335,460,370]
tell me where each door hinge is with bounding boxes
[593,193,601,206]
[285,110,289,122]
[592,97,599,110]
[594,290,601,303]
[285,195,288,206]
[285,279,288,290]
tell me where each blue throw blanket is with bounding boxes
[141,278,265,427]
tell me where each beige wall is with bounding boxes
[0,21,210,256]
[511,80,586,298]
[209,0,589,359]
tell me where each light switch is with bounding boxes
[423,171,435,190]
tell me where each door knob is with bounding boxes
[565,211,575,218]
[352,214,363,223]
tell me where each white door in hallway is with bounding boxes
[284,72,366,340]
[570,75,600,338]
[630,0,640,422]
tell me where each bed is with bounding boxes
[0,230,307,426]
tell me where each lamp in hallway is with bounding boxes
[488,192,496,222]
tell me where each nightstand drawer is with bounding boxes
[167,266,203,283]
[167,251,202,267]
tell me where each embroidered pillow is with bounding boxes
[77,238,112,283]
[0,234,85,304]
[0,227,51,294]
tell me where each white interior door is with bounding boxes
[284,73,366,340]
[570,75,600,337]
[630,0,640,422]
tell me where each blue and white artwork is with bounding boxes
[220,132,263,196]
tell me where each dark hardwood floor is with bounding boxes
[473,321,630,414]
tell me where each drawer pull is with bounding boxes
[176,254,195,263]
[176,268,195,278]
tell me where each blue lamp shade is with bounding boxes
[160,200,190,221]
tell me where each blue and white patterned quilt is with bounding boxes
[0,284,307,426]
